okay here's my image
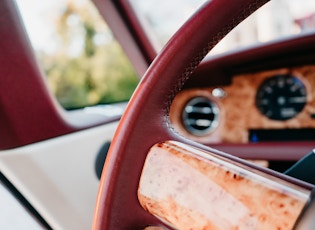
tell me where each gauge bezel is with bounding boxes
[255,74,307,121]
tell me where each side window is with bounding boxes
[16,0,139,110]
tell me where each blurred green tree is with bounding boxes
[40,0,139,109]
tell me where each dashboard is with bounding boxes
[170,65,315,144]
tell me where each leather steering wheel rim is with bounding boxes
[92,0,297,229]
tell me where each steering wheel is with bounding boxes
[93,0,314,229]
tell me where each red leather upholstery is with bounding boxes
[0,0,75,149]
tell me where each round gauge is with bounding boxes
[255,75,307,121]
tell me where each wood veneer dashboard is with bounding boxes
[170,65,315,144]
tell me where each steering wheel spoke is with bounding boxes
[138,141,309,229]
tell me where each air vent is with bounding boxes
[182,97,219,136]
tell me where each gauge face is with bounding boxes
[256,75,307,121]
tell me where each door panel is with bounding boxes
[0,123,118,229]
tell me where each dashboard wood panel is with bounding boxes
[170,65,315,144]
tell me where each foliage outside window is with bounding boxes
[17,0,139,109]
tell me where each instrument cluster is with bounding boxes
[170,65,315,144]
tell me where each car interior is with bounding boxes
[1,0,315,229]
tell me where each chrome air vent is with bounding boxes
[182,97,219,136]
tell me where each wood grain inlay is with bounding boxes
[170,65,315,143]
[138,141,310,230]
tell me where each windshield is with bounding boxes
[16,0,315,109]
[130,0,315,54]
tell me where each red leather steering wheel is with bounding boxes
[93,0,312,229]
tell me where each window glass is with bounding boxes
[16,0,139,110]
[130,0,315,54]
[130,0,206,50]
